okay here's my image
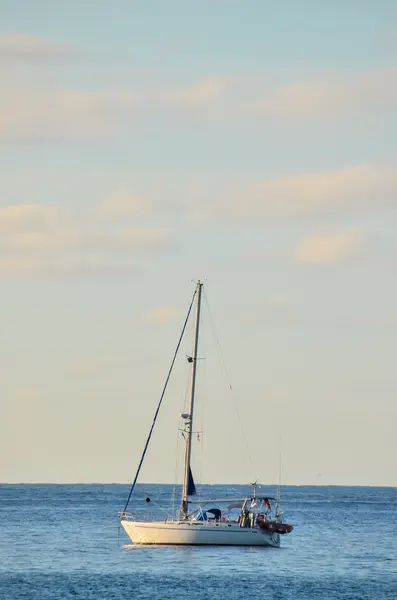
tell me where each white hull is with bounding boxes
[121,520,280,547]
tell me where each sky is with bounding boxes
[1,1,396,487]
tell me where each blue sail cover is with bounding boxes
[188,467,197,495]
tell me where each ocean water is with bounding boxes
[0,484,396,599]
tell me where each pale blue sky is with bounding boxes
[1,1,396,486]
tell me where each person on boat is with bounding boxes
[239,508,250,527]
[207,508,222,522]
[257,512,266,522]
[264,498,273,519]
[256,513,267,527]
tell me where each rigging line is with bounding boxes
[168,363,192,519]
[197,335,206,491]
[169,451,178,519]
[122,287,197,513]
[134,483,169,517]
[169,433,179,518]
[277,433,283,505]
[176,369,191,502]
[203,290,256,480]
[169,407,183,520]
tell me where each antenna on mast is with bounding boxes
[250,479,259,499]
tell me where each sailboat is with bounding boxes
[119,281,293,546]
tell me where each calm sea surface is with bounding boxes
[0,484,396,599]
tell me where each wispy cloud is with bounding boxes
[0,84,143,140]
[70,354,124,378]
[0,201,169,279]
[223,165,397,221]
[293,231,366,264]
[0,33,78,62]
[2,58,395,141]
[168,68,397,122]
[176,76,232,107]
[97,187,152,219]
[145,306,181,324]
[242,292,294,323]
[173,76,236,116]
[0,204,60,232]
[257,69,397,119]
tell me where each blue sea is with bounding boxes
[1,484,396,599]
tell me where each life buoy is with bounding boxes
[274,523,293,534]
[257,519,293,534]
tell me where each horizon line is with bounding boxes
[0,481,395,488]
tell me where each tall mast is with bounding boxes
[181,280,203,518]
